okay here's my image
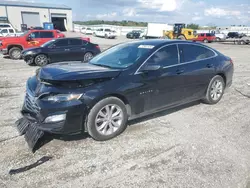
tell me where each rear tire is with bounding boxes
[203,75,225,104]
[34,54,49,66]
[9,47,22,60]
[86,97,128,141]
[203,39,208,43]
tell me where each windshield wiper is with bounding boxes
[91,63,113,68]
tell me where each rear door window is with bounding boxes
[178,44,215,63]
[54,39,69,47]
[40,31,54,38]
[9,29,14,33]
[69,38,83,46]
[146,44,179,67]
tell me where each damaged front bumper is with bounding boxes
[16,82,88,151]
[16,118,44,151]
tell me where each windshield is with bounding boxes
[89,43,153,69]
[41,39,56,47]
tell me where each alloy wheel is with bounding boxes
[12,50,21,59]
[84,52,93,61]
[95,104,124,136]
[210,79,223,101]
[36,55,48,66]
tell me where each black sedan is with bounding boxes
[16,40,234,150]
[22,37,101,66]
[126,30,142,39]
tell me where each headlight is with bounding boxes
[42,94,83,102]
[25,51,35,55]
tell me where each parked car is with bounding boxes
[126,30,142,39]
[226,32,246,39]
[0,29,65,59]
[0,28,23,37]
[94,28,117,39]
[22,37,100,66]
[193,33,216,43]
[81,27,93,35]
[213,31,227,41]
[16,40,234,150]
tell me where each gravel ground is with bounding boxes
[0,33,250,188]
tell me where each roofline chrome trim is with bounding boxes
[134,42,218,75]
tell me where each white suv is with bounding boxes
[95,28,117,39]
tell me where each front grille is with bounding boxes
[24,89,40,115]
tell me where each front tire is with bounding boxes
[9,47,22,60]
[83,52,93,62]
[86,97,128,141]
[34,54,49,66]
[203,75,225,104]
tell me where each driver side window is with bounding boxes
[29,32,40,38]
[146,44,179,67]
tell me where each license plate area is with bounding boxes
[16,118,44,152]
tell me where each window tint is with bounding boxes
[146,45,179,67]
[40,31,54,38]
[206,33,214,36]
[30,32,40,38]
[179,44,215,63]
[1,29,8,33]
[54,39,68,47]
[0,24,10,28]
[105,29,111,32]
[200,34,204,37]
[69,39,82,46]
[9,29,14,33]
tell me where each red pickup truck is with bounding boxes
[0,29,65,59]
[193,33,216,43]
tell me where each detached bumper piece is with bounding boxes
[16,118,44,152]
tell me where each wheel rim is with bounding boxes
[95,104,124,136]
[84,52,93,61]
[36,55,48,66]
[210,79,223,101]
[12,50,21,59]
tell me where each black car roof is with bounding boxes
[126,39,198,46]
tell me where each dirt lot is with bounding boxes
[0,33,250,188]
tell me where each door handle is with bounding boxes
[176,69,184,75]
[65,49,70,51]
[206,63,214,68]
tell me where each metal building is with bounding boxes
[0,0,72,31]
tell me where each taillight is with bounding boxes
[95,45,100,49]
[230,59,233,64]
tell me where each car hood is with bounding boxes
[38,62,121,81]
[22,47,43,53]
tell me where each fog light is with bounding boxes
[44,114,66,123]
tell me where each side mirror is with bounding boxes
[26,35,32,41]
[140,64,161,72]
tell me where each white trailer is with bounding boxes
[144,22,173,39]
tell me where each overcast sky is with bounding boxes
[10,0,250,26]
